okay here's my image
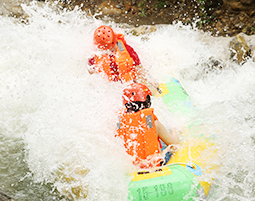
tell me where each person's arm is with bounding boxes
[125,43,160,92]
[134,64,159,91]
[155,120,180,145]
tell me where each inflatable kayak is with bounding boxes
[128,136,217,201]
[128,82,217,200]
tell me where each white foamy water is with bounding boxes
[1,1,255,201]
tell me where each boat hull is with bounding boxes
[128,164,202,201]
[128,137,217,201]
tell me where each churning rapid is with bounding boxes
[1,1,255,201]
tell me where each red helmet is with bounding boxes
[123,83,152,105]
[94,25,117,50]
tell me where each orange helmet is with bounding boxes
[94,25,117,50]
[123,83,152,105]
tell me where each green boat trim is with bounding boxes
[154,77,197,117]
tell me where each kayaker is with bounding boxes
[88,25,158,91]
[116,83,180,169]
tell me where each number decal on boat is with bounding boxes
[160,184,167,196]
[137,183,174,200]
[142,187,149,200]
[154,185,159,198]
[167,182,174,195]
[137,187,149,200]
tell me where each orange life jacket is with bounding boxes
[116,108,161,168]
[94,34,136,83]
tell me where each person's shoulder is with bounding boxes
[118,108,127,115]
[124,42,132,49]
[124,42,137,56]
[116,33,134,50]
[116,33,126,43]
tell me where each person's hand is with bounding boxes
[135,64,160,93]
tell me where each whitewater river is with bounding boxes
[1,2,255,201]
